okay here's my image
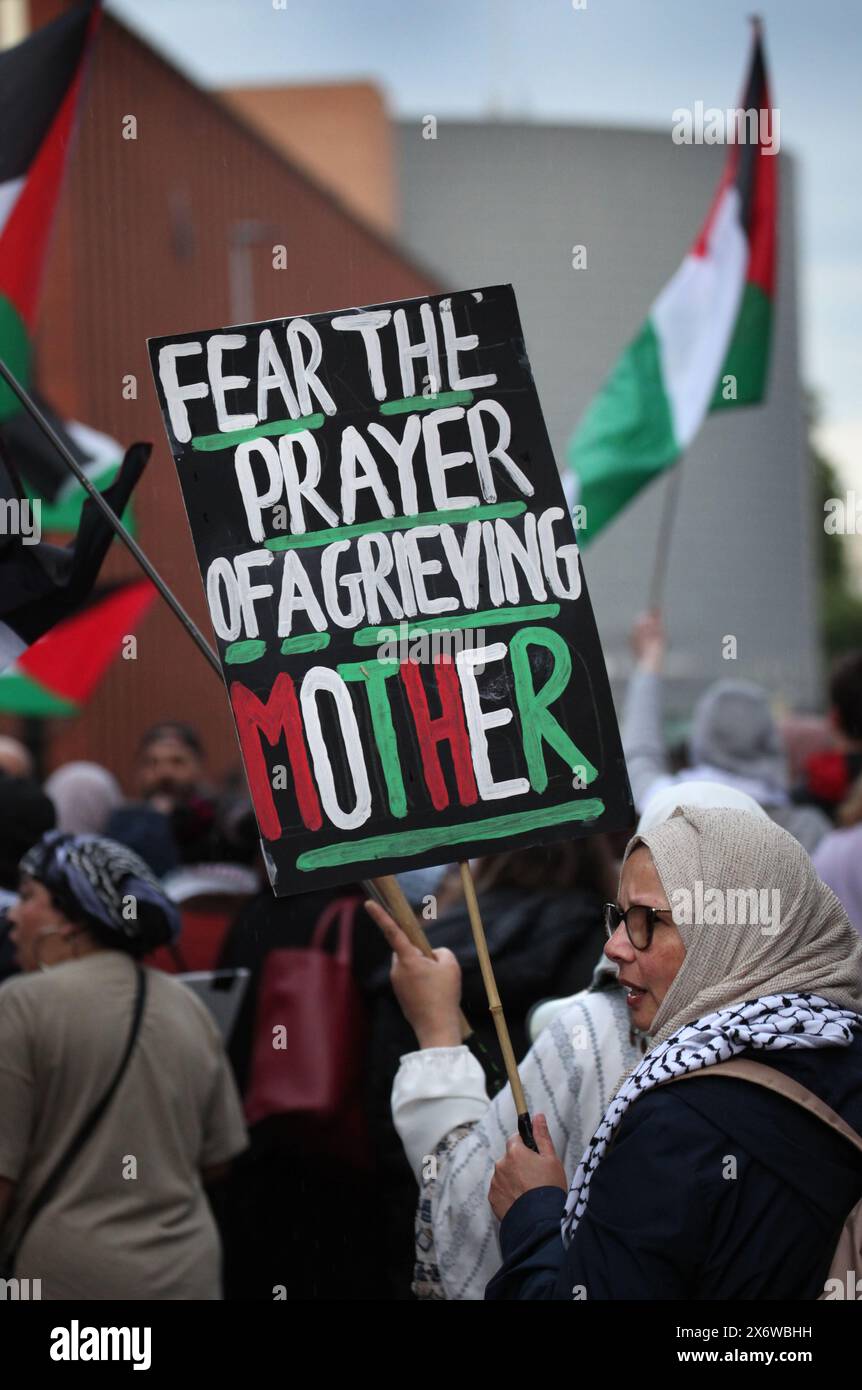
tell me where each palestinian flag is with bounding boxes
[567,26,777,544]
[0,579,156,716]
[0,441,150,675]
[0,2,100,421]
[1,390,130,534]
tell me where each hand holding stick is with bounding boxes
[366,897,464,1050]
[364,874,471,1039]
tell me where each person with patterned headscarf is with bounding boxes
[484,808,862,1299]
[12,830,180,965]
[0,832,248,1299]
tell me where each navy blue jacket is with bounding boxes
[486,1030,862,1300]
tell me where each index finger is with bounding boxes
[365,898,424,961]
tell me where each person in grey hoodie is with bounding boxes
[624,611,830,854]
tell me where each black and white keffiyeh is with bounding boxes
[560,991,861,1244]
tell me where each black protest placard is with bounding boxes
[148,285,633,894]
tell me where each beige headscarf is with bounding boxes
[44,762,123,836]
[626,806,862,1047]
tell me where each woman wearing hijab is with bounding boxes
[483,807,862,1299]
[372,787,771,1300]
[0,832,248,1300]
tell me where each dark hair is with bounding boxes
[138,722,204,759]
[472,836,617,902]
[0,778,56,891]
[829,651,862,741]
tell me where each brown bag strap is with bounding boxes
[665,1056,862,1158]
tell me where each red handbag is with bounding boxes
[243,895,371,1166]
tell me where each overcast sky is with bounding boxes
[108,0,862,490]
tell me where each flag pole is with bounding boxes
[647,460,684,610]
[0,357,222,678]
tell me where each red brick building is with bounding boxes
[3,1,438,790]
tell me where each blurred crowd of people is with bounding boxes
[0,619,861,1300]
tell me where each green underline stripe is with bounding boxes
[281,633,330,654]
[225,639,266,664]
[265,500,526,550]
[380,389,474,415]
[225,633,332,662]
[295,797,606,870]
[191,413,324,452]
[353,604,561,646]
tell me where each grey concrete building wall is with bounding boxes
[396,120,820,723]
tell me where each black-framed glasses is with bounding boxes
[603,902,676,951]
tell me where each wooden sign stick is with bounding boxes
[365,873,472,1040]
[458,861,538,1150]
